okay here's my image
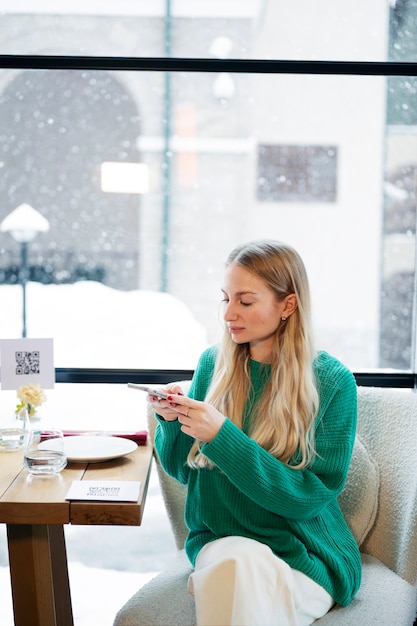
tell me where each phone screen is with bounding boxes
[127,383,168,399]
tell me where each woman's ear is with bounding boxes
[283,294,298,318]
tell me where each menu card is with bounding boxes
[66,480,141,502]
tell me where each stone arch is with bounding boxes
[0,69,143,289]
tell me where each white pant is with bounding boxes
[188,536,334,626]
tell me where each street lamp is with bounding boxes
[1,203,50,337]
[209,36,236,104]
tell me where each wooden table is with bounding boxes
[0,441,153,626]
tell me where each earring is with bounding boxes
[281,316,287,321]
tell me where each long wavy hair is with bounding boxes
[187,240,319,470]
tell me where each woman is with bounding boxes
[149,240,361,626]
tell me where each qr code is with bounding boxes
[15,351,40,375]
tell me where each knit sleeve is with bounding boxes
[154,346,218,484]
[200,354,357,521]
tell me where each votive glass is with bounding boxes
[24,427,67,475]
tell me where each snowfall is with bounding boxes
[0,280,210,625]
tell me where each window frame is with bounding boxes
[53,367,417,388]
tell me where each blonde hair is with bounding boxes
[188,240,319,470]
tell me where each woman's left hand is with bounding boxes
[165,393,226,442]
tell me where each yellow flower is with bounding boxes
[16,385,47,418]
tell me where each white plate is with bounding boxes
[40,435,138,462]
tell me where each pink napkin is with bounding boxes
[112,431,148,445]
[43,430,148,445]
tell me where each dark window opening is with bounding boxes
[257,144,337,203]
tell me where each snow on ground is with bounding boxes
[0,281,209,369]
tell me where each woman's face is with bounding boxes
[222,262,295,362]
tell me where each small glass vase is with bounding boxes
[26,406,40,421]
[0,408,30,451]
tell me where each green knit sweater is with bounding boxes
[154,346,361,606]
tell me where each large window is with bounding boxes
[0,0,416,381]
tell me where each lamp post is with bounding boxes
[1,203,50,337]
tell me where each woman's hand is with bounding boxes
[163,393,226,442]
[148,384,184,422]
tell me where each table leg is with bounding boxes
[7,524,74,626]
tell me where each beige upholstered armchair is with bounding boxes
[114,386,417,626]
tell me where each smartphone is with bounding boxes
[127,382,168,399]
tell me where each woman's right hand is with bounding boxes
[148,383,184,422]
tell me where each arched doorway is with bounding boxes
[0,69,142,289]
